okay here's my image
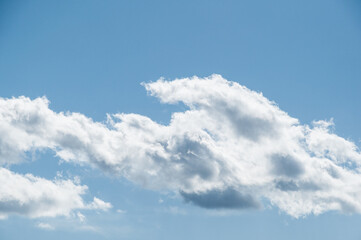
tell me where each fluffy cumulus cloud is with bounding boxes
[1,74,361,218]
[0,168,111,219]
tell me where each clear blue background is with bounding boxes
[1,0,361,239]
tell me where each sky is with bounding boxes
[1,0,361,239]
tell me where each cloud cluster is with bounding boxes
[0,168,111,219]
[1,74,361,218]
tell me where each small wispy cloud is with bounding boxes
[37,222,55,230]
[77,212,86,222]
[116,209,126,214]
[88,197,112,211]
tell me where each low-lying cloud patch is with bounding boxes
[0,168,111,219]
[1,74,361,218]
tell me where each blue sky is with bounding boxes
[1,0,361,239]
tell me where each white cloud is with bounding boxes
[77,212,86,222]
[88,197,112,211]
[116,209,126,214]
[1,74,361,218]
[37,222,55,230]
[0,167,111,219]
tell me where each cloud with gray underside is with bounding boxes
[1,74,361,218]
